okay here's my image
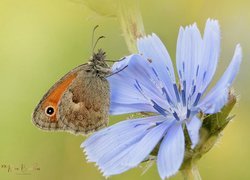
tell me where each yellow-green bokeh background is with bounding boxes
[0,0,249,179]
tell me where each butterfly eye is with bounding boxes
[45,106,55,116]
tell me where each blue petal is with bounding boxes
[108,55,148,105]
[110,102,157,115]
[186,116,202,148]
[202,19,221,89]
[137,34,179,104]
[108,54,170,115]
[121,120,174,167]
[111,55,132,72]
[82,116,168,176]
[157,123,185,179]
[176,23,202,106]
[188,19,220,107]
[199,19,221,92]
[198,44,242,113]
[100,120,174,176]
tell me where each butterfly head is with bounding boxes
[88,49,111,77]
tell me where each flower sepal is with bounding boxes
[190,90,236,160]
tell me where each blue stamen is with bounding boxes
[156,122,163,126]
[192,85,196,96]
[203,71,207,81]
[162,87,173,105]
[181,80,187,106]
[173,84,181,102]
[183,80,186,91]
[151,100,167,116]
[196,65,199,77]
[179,70,182,79]
[173,112,180,120]
[193,93,201,106]
[181,89,186,106]
[186,109,191,118]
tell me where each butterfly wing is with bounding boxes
[58,70,110,135]
[32,64,109,135]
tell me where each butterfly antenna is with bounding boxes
[106,65,128,78]
[91,25,99,53]
[92,35,105,54]
[104,57,126,62]
[91,25,105,54]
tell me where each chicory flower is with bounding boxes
[82,19,242,179]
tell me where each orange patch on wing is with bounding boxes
[42,73,77,121]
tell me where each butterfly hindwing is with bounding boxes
[59,69,110,135]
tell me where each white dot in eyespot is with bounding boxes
[45,106,55,116]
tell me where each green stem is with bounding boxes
[117,0,145,53]
[181,164,202,180]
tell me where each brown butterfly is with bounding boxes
[32,48,112,135]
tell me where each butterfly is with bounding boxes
[32,47,113,135]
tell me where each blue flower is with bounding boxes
[81,19,242,179]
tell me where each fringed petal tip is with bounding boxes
[205,19,220,38]
[204,18,220,44]
[183,22,198,30]
[81,140,101,163]
[206,18,219,27]
[82,146,111,179]
[178,22,199,36]
[137,33,166,48]
[81,147,91,162]
[204,18,220,52]
[137,33,154,41]
[98,164,111,179]
[80,141,85,149]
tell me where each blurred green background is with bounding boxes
[0,0,249,179]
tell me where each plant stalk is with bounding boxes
[117,0,145,53]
